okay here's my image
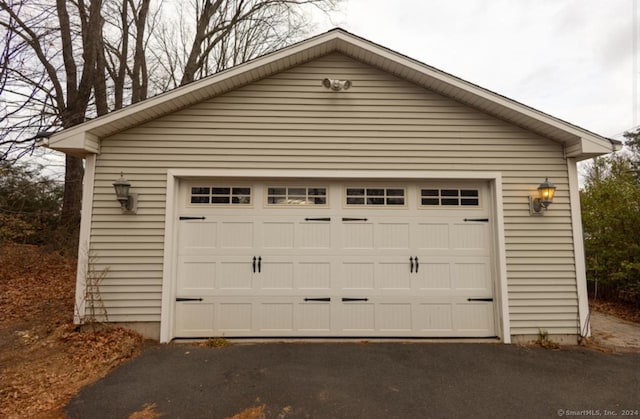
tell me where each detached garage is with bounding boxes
[47,29,620,344]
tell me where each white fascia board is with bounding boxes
[48,132,99,155]
[566,137,622,161]
[47,28,617,157]
[335,32,616,152]
[48,33,340,144]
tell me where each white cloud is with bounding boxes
[316,0,637,138]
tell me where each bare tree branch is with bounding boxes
[1,0,342,252]
[0,1,66,112]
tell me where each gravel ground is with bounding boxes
[589,311,640,351]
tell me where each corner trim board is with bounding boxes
[567,158,590,337]
[160,172,178,343]
[74,154,96,324]
[492,176,511,343]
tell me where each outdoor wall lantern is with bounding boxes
[113,172,138,214]
[529,178,556,215]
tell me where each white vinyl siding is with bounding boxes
[89,53,577,336]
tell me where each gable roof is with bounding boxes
[47,28,621,160]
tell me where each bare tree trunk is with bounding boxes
[1,0,341,255]
[94,33,109,115]
[113,0,129,109]
[131,0,150,103]
[57,0,103,252]
[180,0,223,85]
[60,155,84,250]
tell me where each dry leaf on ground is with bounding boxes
[0,244,147,418]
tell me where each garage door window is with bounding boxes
[267,187,327,206]
[190,186,251,205]
[346,188,405,206]
[421,189,479,207]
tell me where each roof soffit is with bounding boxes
[48,29,619,158]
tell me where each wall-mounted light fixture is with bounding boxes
[322,78,352,91]
[529,178,556,215]
[113,172,138,214]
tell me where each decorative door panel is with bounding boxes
[176,256,216,294]
[178,221,218,255]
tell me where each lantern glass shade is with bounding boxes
[113,174,131,207]
[537,178,556,206]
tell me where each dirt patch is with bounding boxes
[227,405,267,419]
[0,244,147,418]
[589,298,640,324]
[586,311,640,353]
[128,403,163,419]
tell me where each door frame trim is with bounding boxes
[160,169,510,343]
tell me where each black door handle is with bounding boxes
[410,256,414,273]
[253,256,256,273]
[258,256,262,273]
[415,256,419,273]
[342,297,369,302]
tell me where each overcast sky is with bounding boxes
[315,0,636,140]
[37,0,636,179]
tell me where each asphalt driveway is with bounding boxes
[67,343,639,419]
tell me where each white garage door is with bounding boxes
[173,181,496,338]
